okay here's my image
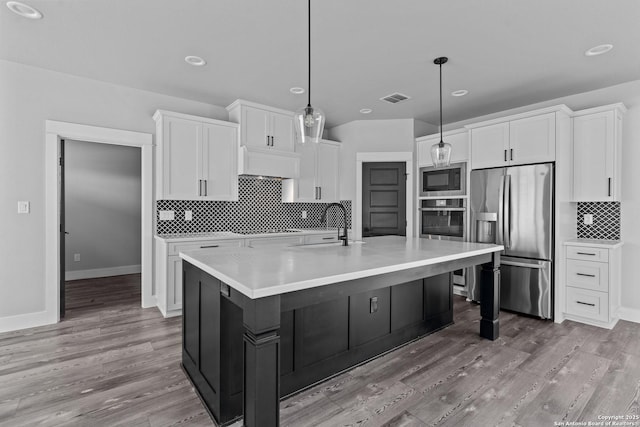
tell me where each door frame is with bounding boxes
[355,152,413,241]
[45,120,154,323]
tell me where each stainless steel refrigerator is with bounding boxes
[467,163,553,319]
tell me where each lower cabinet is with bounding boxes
[564,241,622,329]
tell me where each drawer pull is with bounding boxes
[322,237,335,240]
[576,273,596,277]
[576,252,596,256]
[200,245,220,249]
[576,301,596,307]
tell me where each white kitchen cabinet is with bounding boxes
[416,129,468,167]
[227,100,295,152]
[470,112,556,169]
[154,110,238,201]
[572,104,625,202]
[563,240,622,329]
[245,236,304,248]
[155,237,244,317]
[282,140,340,202]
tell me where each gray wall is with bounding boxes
[0,59,227,319]
[64,140,141,274]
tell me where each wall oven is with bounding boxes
[419,162,466,197]
[419,198,466,241]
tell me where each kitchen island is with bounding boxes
[179,236,503,427]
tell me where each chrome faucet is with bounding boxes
[320,203,349,246]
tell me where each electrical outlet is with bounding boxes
[159,210,175,221]
[583,214,594,225]
[185,210,193,221]
[301,210,307,219]
[74,253,80,262]
[17,201,30,214]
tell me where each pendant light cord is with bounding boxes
[307,0,312,108]
[439,60,443,146]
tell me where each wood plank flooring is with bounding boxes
[1,275,639,426]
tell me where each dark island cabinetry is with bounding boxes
[181,261,453,426]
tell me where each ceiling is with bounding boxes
[2,0,639,127]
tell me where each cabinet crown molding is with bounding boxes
[573,103,627,117]
[225,99,295,117]
[153,109,239,128]
[464,104,573,130]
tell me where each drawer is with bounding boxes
[245,236,304,248]
[566,259,609,292]
[566,286,609,323]
[168,239,243,256]
[566,246,609,262]
[304,233,339,245]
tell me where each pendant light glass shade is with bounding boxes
[430,56,452,168]
[294,104,325,143]
[430,140,452,167]
[295,0,325,144]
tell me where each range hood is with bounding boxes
[238,146,301,179]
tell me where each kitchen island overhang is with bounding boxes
[179,236,503,427]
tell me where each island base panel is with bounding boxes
[480,254,500,340]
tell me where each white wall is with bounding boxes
[0,59,227,321]
[64,140,141,276]
[445,79,640,317]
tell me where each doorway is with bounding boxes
[354,152,414,241]
[362,162,407,237]
[60,139,142,318]
[45,121,153,325]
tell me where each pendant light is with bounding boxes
[294,0,325,144]
[430,56,452,168]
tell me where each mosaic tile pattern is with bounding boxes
[577,202,620,240]
[157,177,352,235]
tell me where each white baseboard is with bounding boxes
[65,264,141,281]
[619,307,640,324]
[0,310,57,334]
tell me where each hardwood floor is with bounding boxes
[1,276,639,427]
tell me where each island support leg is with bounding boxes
[480,252,500,340]
[242,296,281,427]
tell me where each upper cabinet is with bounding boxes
[227,100,295,152]
[282,140,340,203]
[416,129,469,167]
[572,104,626,202]
[154,110,238,201]
[469,111,559,169]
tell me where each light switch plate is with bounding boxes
[301,210,307,219]
[17,201,30,214]
[185,210,193,221]
[159,210,175,221]
[74,253,80,262]
[583,214,594,225]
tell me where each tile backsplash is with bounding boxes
[157,177,351,235]
[577,202,620,240]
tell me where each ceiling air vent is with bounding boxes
[380,92,411,104]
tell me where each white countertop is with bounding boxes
[179,236,503,299]
[564,238,623,249]
[155,228,340,243]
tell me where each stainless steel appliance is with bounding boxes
[467,163,553,319]
[419,198,466,241]
[419,162,466,197]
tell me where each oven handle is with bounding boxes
[419,207,466,212]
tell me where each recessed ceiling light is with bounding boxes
[6,1,42,19]
[290,87,305,95]
[359,108,372,114]
[585,44,613,57]
[451,90,468,97]
[184,56,206,66]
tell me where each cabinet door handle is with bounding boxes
[576,273,596,277]
[504,149,507,162]
[198,179,203,196]
[577,252,596,256]
[318,186,322,200]
[576,301,596,307]
[510,148,513,161]
[266,135,270,146]
[200,245,219,249]
[608,178,612,197]
[315,187,319,200]
[271,136,274,146]
[322,237,335,240]
[204,180,207,196]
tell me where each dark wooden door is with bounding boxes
[59,139,66,318]
[362,162,406,237]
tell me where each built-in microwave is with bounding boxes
[419,162,466,197]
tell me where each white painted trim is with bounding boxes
[619,307,640,324]
[65,265,142,281]
[355,152,414,241]
[0,310,56,334]
[42,120,154,333]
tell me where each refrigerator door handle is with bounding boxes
[504,174,511,249]
[497,174,505,245]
